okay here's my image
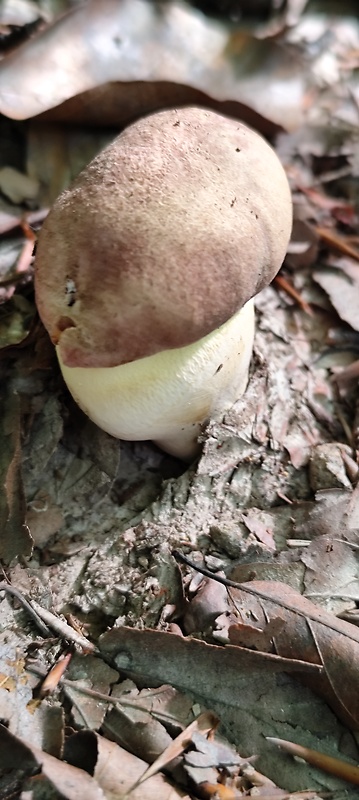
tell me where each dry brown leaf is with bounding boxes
[241,507,276,549]
[313,257,359,333]
[0,724,105,800]
[99,625,351,792]
[0,722,189,799]
[227,579,359,730]
[184,577,229,634]
[66,729,190,799]
[102,687,174,764]
[102,681,196,765]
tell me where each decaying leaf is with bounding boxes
[65,728,191,799]
[127,710,218,792]
[62,653,119,730]
[99,624,322,696]
[0,389,32,562]
[99,625,358,791]
[227,579,359,730]
[103,682,184,763]
[313,258,359,334]
[0,724,106,800]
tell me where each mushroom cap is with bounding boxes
[35,106,292,369]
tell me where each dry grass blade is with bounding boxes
[126,711,219,794]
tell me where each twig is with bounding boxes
[29,599,97,653]
[274,274,314,315]
[0,582,51,637]
[267,737,359,786]
[316,226,359,262]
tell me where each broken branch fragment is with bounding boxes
[267,737,359,786]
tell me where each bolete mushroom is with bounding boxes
[35,107,292,460]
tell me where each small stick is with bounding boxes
[274,274,314,315]
[267,737,359,786]
[316,226,359,262]
[0,582,51,638]
[29,599,97,653]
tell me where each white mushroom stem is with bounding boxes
[58,298,255,461]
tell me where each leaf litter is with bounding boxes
[1,0,359,797]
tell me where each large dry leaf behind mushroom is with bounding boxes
[0,0,306,129]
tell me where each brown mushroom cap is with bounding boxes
[35,107,292,369]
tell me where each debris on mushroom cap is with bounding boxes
[35,106,292,370]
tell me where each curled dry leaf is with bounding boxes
[0,723,189,799]
[66,729,191,800]
[184,577,229,634]
[0,724,105,800]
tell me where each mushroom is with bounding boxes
[35,107,292,460]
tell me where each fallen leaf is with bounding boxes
[129,711,218,791]
[99,626,353,791]
[313,257,359,333]
[65,728,191,799]
[0,390,33,562]
[0,724,106,800]
[184,577,229,634]
[227,579,359,730]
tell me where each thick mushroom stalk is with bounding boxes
[35,107,292,460]
[58,299,254,460]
